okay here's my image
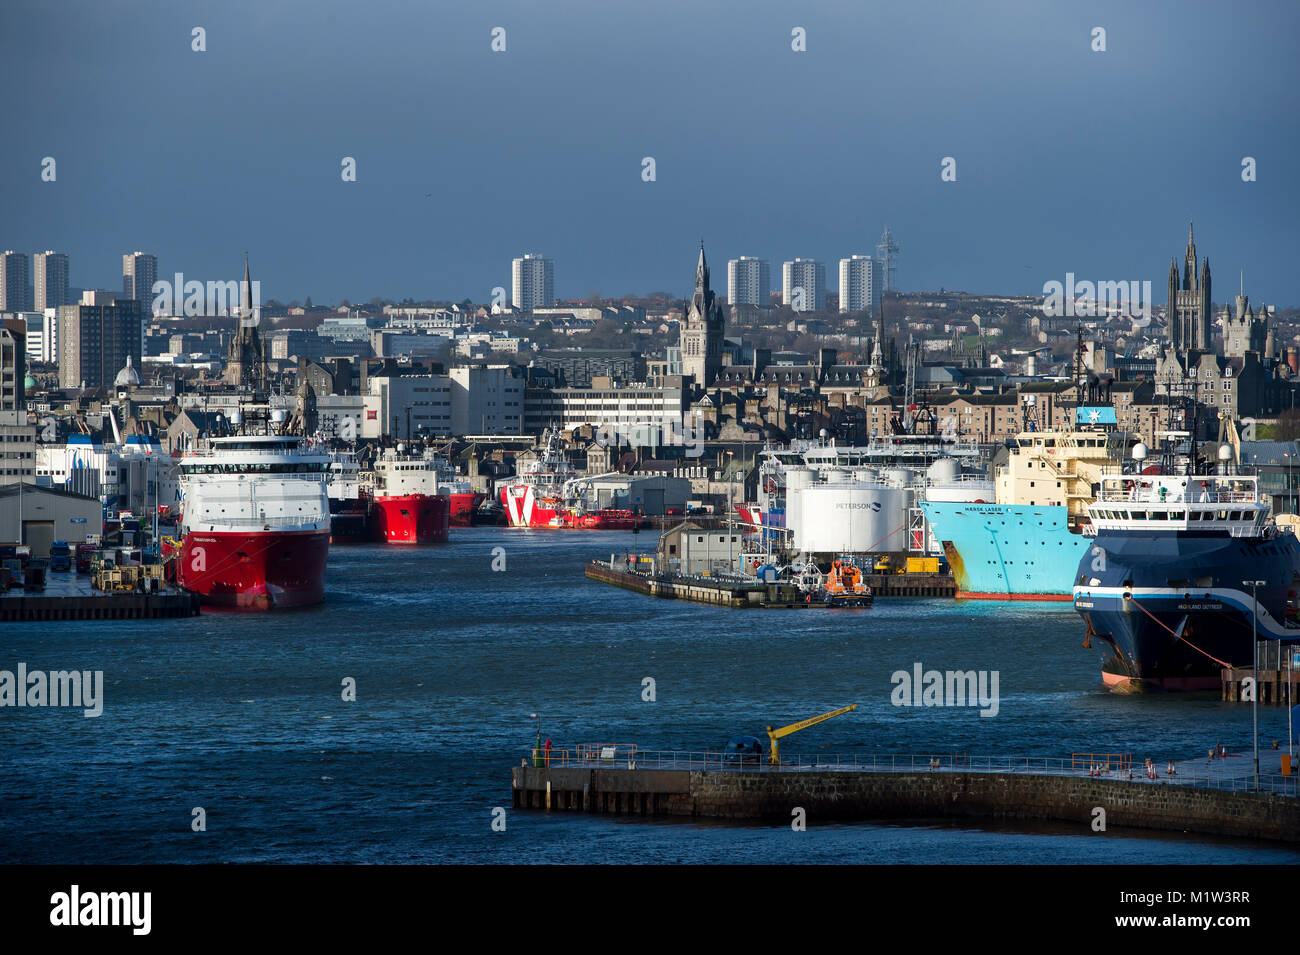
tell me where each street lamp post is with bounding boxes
[1287,452,1294,514]
[1245,579,1266,788]
[726,450,735,574]
[530,712,541,767]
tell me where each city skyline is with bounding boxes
[1,0,1297,306]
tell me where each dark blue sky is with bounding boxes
[2,0,1297,305]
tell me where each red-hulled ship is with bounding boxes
[176,433,332,610]
[500,430,643,529]
[568,509,641,530]
[432,457,485,526]
[370,447,450,543]
[500,430,579,528]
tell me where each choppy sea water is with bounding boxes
[2,528,1297,864]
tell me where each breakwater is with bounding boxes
[513,759,1300,844]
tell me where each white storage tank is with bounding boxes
[784,466,814,490]
[792,481,910,553]
[783,466,815,545]
[927,458,959,485]
[880,467,914,488]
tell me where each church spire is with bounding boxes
[695,240,709,294]
[241,254,253,316]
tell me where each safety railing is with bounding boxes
[1071,752,1133,772]
[520,747,1299,797]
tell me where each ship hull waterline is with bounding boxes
[178,528,330,611]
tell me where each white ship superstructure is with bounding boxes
[176,434,332,609]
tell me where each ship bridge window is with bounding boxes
[1153,511,1167,520]
[1229,511,1242,521]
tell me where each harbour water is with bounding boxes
[2,529,1297,864]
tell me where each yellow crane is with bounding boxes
[765,704,858,765]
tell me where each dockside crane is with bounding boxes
[765,704,858,765]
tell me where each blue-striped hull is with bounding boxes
[1072,529,1300,691]
[919,501,1089,598]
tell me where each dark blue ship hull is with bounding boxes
[1072,530,1300,691]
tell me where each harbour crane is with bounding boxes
[765,704,858,765]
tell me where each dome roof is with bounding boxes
[115,355,141,387]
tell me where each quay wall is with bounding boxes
[0,592,202,621]
[513,766,1300,843]
[585,562,954,604]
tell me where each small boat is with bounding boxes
[798,559,874,608]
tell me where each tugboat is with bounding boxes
[1073,440,1300,691]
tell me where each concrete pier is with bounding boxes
[1222,666,1300,705]
[863,573,955,598]
[513,752,1300,843]
[586,561,955,606]
[0,591,201,621]
[586,561,802,608]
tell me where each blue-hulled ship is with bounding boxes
[919,406,1134,599]
[1072,447,1300,691]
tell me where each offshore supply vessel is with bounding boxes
[326,449,374,544]
[431,456,485,527]
[499,430,640,529]
[919,406,1133,599]
[1072,443,1300,691]
[370,447,451,544]
[175,431,332,610]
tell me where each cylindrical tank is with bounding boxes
[784,466,814,490]
[880,467,914,488]
[1026,355,1037,376]
[793,482,909,553]
[927,458,959,484]
[851,467,878,484]
[783,466,814,545]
